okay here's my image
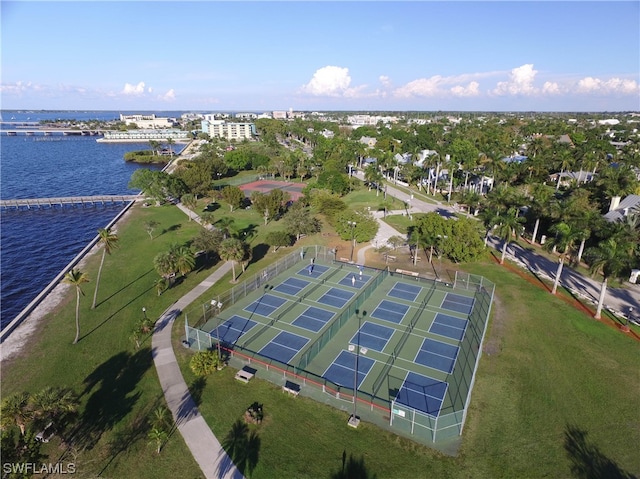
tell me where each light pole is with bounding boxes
[348,221,357,262]
[212,299,222,361]
[142,307,147,320]
[348,309,367,428]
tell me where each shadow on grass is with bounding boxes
[81,284,157,340]
[72,348,153,451]
[249,243,269,266]
[158,224,182,238]
[95,268,156,308]
[188,376,207,408]
[330,450,378,479]
[218,419,260,479]
[564,425,637,479]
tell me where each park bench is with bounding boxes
[282,380,301,397]
[235,366,257,383]
[395,268,420,277]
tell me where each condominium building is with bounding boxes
[201,119,256,140]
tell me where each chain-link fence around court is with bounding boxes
[184,247,494,446]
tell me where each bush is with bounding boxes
[189,351,220,377]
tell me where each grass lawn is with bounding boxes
[2,204,208,478]
[3,200,639,479]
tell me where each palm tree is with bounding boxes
[528,184,554,244]
[63,268,89,344]
[544,222,579,294]
[173,245,195,276]
[0,392,32,435]
[585,238,630,319]
[495,208,526,264]
[30,387,78,430]
[92,227,119,309]
[219,237,245,282]
[154,251,176,282]
[148,427,168,454]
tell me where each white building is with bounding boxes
[100,129,189,142]
[119,114,176,129]
[202,120,256,140]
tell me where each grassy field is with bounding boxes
[3,195,639,479]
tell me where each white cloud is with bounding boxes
[379,75,392,88]
[575,77,639,95]
[451,81,480,97]
[122,81,146,95]
[394,76,444,98]
[160,89,176,101]
[301,66,353,97]
[491,64,538,96]
[542,81,562,95]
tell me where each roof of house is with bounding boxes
[604,194,640,222]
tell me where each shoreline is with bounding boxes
[0,203,137,363]
[0,141,198,362]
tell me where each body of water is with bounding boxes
[0,110,180,328]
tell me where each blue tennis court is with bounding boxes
[297,264,329,279]
[317,287,354,308]
[370,300,410,324]
[350,321,394,352]
[323,350,376,389]
[274,277,310,296]
[244,294,287,317]
[395,372,448,417]
[429,313,468,340]
[414,338,459,373]
[212,315,257,345]
[337,273,371,289]
[441,293,474,315]
[258,331,309,364]
[388,282,423,302]
[292,306,335,332]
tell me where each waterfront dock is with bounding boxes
[0,195,141,210]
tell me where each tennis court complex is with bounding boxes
[186,246,494,445]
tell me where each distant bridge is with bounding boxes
[0,195,142,210]
[1,128,106,136]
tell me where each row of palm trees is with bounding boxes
[1,386,78,437]
[478,183,639,320]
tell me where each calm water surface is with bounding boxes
[1,111,177,327]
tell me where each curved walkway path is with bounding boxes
[151,258,245,479]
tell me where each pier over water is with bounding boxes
[0,195,141,210]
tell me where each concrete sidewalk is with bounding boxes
[151,260,245,479]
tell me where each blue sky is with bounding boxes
[2,1,639,112]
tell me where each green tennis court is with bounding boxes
[186,246,494,446]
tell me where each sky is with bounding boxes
[1,1,639,112]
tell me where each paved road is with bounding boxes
[355,171,640,318]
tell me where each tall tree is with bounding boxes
[494,208,526,264]
[221,185,245,212]
[91,227,119,309]
[544,222,579,295]
[219,237,245,282]
[63,268,89,344]
[585,238,630,319]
